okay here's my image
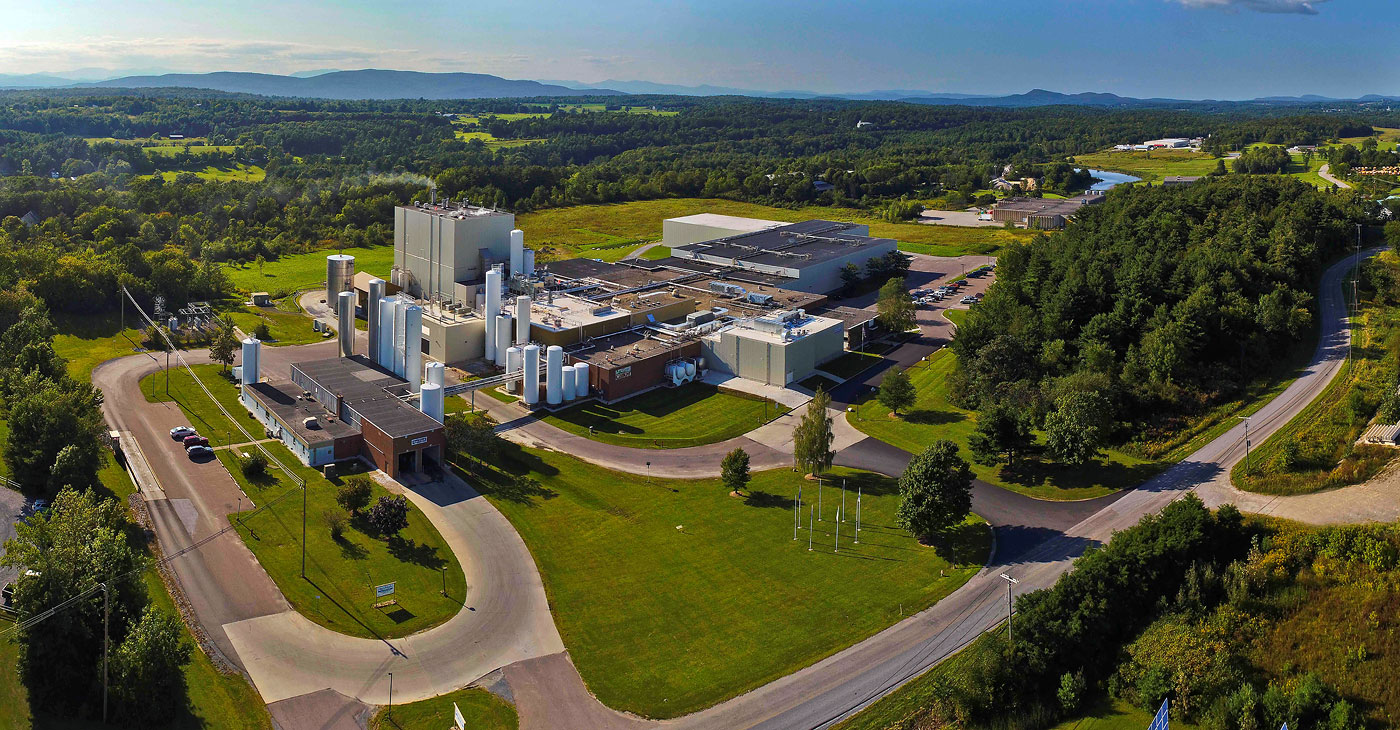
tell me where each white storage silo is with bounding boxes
[377,297,396,367]
[367,278,385,365]
[561,365,576,401]
[337,291,355,358]
[510,229,524,277]
[523,344,541,406]
[392,297,408,377]
[523,249,535,277]
[515,295,531,344]
[494,313,512,367]
[545,345,563,405]
[484,268,502,363]
[326,254,355,304]
[574,362,590,397]
[404,305,423,391]
[505,346,522,393]
[240,338,261,385]
[425,361,446,388]
[419,383,445,423]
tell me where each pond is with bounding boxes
[1079,168,1142,191]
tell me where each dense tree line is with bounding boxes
[951,177,1374,459]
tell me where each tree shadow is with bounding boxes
[742,490,788,508]
[334,534,369,561]
[921,520,995,565]
[998,455,1163,493]
[900,408,966,426]
[837,469,900,497]
[387,536,447,571]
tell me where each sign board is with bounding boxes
[616,366,632,379]
[375,582,396,599]
[453,701,466,730]
[410,436,429,446]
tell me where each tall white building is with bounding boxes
[393,202,516,305]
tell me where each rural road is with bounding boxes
[1318,163,1353,189]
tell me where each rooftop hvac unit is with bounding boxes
[746,292,774,306]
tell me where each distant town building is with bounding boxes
[1161,176,1204,187]
[991,195,1105,230]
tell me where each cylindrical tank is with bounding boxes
[404,305,423,391]
[685,360,696,378]
[510,229,525,277]
[327,254,355,304]
[377,297,395,367]
[240,338,260,385]
[505,346,522,393]
[523,249,535,277]
[392,297,408,377]
[484,268,502,363]
[546,345,563,405]
[561,365,576,401]
[419,383,445,423]
[424,361,446,388]
[337,291,354,358]
[574,362,589,397]
[515,295,531,344]
[494,313,512,367]
[523,344,541,406]
[367,278,385,365]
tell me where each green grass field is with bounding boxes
[514,198,1038,262]
[223,442,468,640]
[51,310,152,381]
[140,363,265,447]
[453,128,545,149]
[943,308,968,328]
[1071,149,1222,182]
[369,687,517,730]
[468,446,990,718]
[849,350,1160,500]
[224,245,396,294]
[223,303,323,346]
[540,382,787,449]
[144,145,239,156]
[148,164,265,183]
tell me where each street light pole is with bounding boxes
[999,573,1019,647]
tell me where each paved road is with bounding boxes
[1318,163,1353,190]
[0,486,29,590]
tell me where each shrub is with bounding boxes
[239,450,268,479]
[367,495,410,537]
[335,476,373,515]
[322,509,346,539]
[1057,672,1085,714]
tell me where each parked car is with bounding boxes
[1,582,15,610]
[184,436,210,450]
[960,296,978,304]
[187,445,214,459]
[170,425,196,439]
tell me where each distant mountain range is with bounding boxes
[0,69,1396,106]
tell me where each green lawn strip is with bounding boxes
[221,303,322,346]
[147,164,265,183]
[482,385,515,404]
[369,687,517,730]
[140,363,260,447]
[469,446,990,718]
[849,350,1159,501]
[52,310,151,381]
[539,383,787,449]
[639,244,671,260]
[221,442,467,639]
[942,308,968,328]
[515,198,1036,262]
[820,350,883,380]
[224,245,395,295]
[1231,298,1400,496]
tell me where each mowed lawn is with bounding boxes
[222,443,467,640]
[369,687,517,730]
[849,350,1161,500]
[52,310,152,381]
[224,245,395,294]
[469,447,990,718]
[541,383,787,448]
[141,363,261,447]
[515,198,1037,262]
[223,303,324,346]
[1071,149,1222,182]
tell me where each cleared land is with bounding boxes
[224,245,396,294]
[149,164,266,183]
[223,303,324,346]
[515,198,1039,262]
[849,350,1160,500]
[223,442,468,639]
[463,446,990,718]
[1071,149,1222,182]
[52,310,151,381]
[453,128,544,149]
[369,687,517,730]
[541,382,788,449]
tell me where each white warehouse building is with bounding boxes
[700,309,845,386]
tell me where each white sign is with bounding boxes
[375,582,395,598]
[411,436,429,446]
[453,701,465,730]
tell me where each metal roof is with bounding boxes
[292,356,442,439]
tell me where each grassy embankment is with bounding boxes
[540,382,788,449]
[516,198,1039,263]
[369,687,517,730]
[1233,264,1400,495]
[223,245,396,295]
[1073,146,1331,189]
[459,444,990,718]
[139,364,259,447]
[849,349,1160,501]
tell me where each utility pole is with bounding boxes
[999,573,1019,647]
[1238,416,1252,473]
[388,672,393,720]
[165,349,170,395]
[301,484,307,578]
[102,582,110,724]
[855,486,862,544]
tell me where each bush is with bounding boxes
[252,321,272,340]
[239,450,268,479]
[367,495,410,537]
[322,509,346,539]
[1057,672,1086,714]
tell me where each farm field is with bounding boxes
[224,245,396,294]
[1071,149,1221,181]
[149,164,265,182]
[540,382,787,449]
[516,198,1038,262]
[464,445,990,718]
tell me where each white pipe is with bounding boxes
[515,295,531,345]
[377,297,395,367]
[405,305,423,391]
[484,268,501,363]
[523,345,540,405]
[546,345,563,405]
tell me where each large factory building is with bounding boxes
[663,218,898,294]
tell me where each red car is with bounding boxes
[183,435,209,449]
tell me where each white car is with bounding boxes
[170,425,197,440]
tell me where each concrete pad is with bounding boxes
[267,688,372,730]
[701,371,812,410]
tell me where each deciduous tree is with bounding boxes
[877,366,917,416]
[793,387,834,477]
[895,440,973,540]
[721,447,751,495]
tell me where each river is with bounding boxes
[1078,168,1141,191]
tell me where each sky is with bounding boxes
[0,0,1395,99]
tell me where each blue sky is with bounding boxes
[0,0,1394,98]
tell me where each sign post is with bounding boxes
[453,701,466,730]
[375,582,396,599]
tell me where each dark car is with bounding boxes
[186,445,214,459]
[183,435,209,449]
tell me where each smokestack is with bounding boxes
[367,278,385,365]
[494,313,512,367]
[484,268,502,362]
[546,345,563,405]
[404,305,422,391]
[515,295,531,344]
[510,229,524,277]
[377,297,396,367]
[523,344,541,406]
[420,383,444,423]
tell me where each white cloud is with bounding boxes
[1171,0,1333,14]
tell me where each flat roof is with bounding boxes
[245,381,359,446]
[994,195,1104,216]
[808,304,877,329]
[671,220,894,271]
[397,202,512,220]
[568,330,690,370]
[665,213,784,231]
[715,312,844,345]
[292,356,442,439]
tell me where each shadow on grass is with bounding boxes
[999,454,1162,493]
[742,490,787,508]
[334,534,369,561]
[900,408,965,426]
[837,469,900,498]
[923,520,997,566]
[387,536,447,571]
